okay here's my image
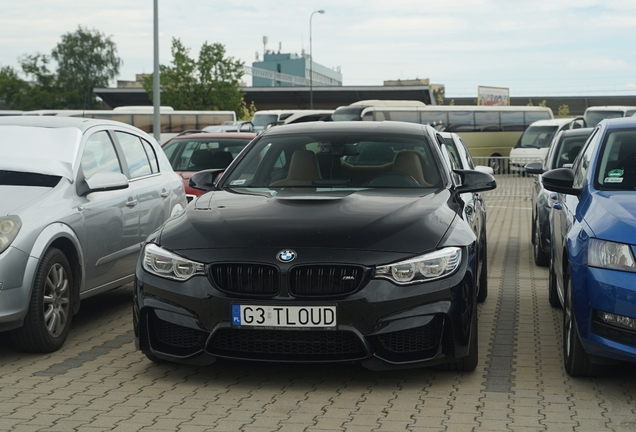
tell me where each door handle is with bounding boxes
[126,198,138,207]
[160,189,170,198]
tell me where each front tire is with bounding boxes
[563,271,600,377]
[533,214,549,267]
[10,248,74,353]
[477,236,488,303]
[548,260,561,308]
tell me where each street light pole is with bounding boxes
[309,9,325,109]
[153,0,160,143]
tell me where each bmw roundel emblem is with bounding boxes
[277,249,297,263]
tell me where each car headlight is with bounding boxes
[0,215,22,255]
[375,247,462,285]
[588,239,636,273]
[142,243,206,281]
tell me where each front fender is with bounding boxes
[30,223,85,313]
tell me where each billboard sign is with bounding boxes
[478,86,510,106]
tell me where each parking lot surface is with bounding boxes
[1,175,635,432]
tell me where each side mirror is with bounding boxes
[474,165,494,175]
[189,169,225,191]
[524,161,544,175]
[80,172,129,196]
[541,168,581,196]
[454,169,497,193]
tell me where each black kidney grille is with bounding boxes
[209,264,280,295]
[208,328,367,361]
[290,265,365,296]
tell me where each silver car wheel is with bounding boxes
[43,263,71,337]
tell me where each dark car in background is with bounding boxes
[439,132,494,302]
[134,121,496,371]
[542,117,636,376]
[525,128,592,270]
[161,131,256,202]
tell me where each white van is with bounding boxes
[583,106,636,128]
[508,117,584,174]
[251,109,334,132]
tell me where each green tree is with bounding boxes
[51,26,122,109]
[0,54,67,110]
[0,66,29,109]
[144,38,245,114]
[18,54,67,109]
[558,104,570,117]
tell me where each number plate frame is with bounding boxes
[231,305,337,329]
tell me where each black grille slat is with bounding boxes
[368,316,445,362]
[209,264,279,296]
[208,329,367,361]
[290,265,365,296]
[146,311,207,357]
[155,318,204,348]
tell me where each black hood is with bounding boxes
[158,188,459,254]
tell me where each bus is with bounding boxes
[251,109,334,132]
[583,106,636,128]
[22,106,236,143]
[331,103,554,166]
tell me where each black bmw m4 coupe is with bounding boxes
[134,121,496,371]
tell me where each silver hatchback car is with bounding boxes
[0,116,187,352]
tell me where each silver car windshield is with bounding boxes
[0,126,81,179]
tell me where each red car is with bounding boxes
[162,131,256,201]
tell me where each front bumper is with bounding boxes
[133,249,477,370]
[0,246,34,331]
[574,265,636,363]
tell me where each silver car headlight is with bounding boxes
[375,247,462,285]
[0,215,22,255]
[142,243,206,281]
[588,239,636,273]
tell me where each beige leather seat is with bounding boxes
[270,150,321,187]
[392,150,430,186]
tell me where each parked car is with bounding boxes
[0,116,187,353]
[525,128,592,268]
[202,121,253,133]
[161,131,256,202]
[583,106,636,128]
[509,117,585,174]
[134,121,496,371]
[439,132,494,302]
[542,117,636,376]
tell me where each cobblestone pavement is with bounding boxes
[1,176,636,432]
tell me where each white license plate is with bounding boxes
[231,305,336,329]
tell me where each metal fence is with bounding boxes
[473,156,537,199]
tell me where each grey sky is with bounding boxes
[1,0,635,97]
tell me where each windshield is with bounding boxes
[553,135,589,169]
[162,138,251,171]
[515,125,558,149]
[331,107,365,122]
[222,132,442,189]
[585,110,625,128]
[251,114,279,132]
[595,129,636,191]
